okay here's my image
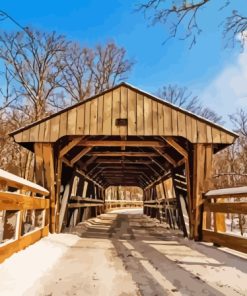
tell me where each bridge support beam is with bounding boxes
[192,143,213,240]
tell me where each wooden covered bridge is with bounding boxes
[2,82,247,266]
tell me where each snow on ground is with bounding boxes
[0,209,247,296]
[0,233,80,296]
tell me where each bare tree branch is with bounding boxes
[157,84,223,123]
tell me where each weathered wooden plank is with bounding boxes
[42,144,56,233]
[202,230,247,254]
[0,226,49,264]
[178,111,186,138]
[157,103,164,135]
[127,88,137,135]
[30,125,40,142]
[67,108,77,135]
[90,151,158,157]
[59,137,82,158]
[171,109,178,136]
[120,86,128,136]
[137,93,144,135]
[70,147,92,165]
[103,91,112,135]
[214,198,226,233]
[191,118,197,143]
[111,88,121,135]
[206,125,212,143]
[163,105,172,135]
[152,100,158,135]
[84,101,91,135]
[220,130,227,143]
[78,140,165,147]
[76,105,85,135]
[50,115,60,142]
[144,97,152,135]
[34,143,44,187]
[22,129,30,142]
[59,112,67,138]
[68,203,104,208]
[43,120,51,142]
[193,143,213,239]
[197,121,207,143]
[185,116,192,142]
[0,192,49,210]
[212,127,221,143]
[204,201,247,214]
[97,96,104,135]
[90,98,98,135]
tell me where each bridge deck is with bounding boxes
[1,209,246,296]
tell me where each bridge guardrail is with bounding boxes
[0,169,49,263]
[202,187,247,253]
[105,200,143,211]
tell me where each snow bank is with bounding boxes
[0,233,80,296]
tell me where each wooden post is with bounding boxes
[214,198,226,233]
[193,144,213,240]
[42,144,56,233]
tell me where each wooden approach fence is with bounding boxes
[202,187,247,253]
[0,169,49,263]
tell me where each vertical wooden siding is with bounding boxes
[14,85,235,144]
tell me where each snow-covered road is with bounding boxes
[1,209,247,295]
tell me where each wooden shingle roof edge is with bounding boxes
[9,82,238,139]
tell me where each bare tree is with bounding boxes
[92,43,134,95]
[137,0,247,47]
[0,29,68,120]
[62,42,134,103]
[157,84,223,123]
[230,109,247,137]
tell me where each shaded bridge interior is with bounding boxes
[60,135,184,189]
[56,135,190,234]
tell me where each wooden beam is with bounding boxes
[204,202,247,214]
[164,137,188,158]
[59,137,83,158]
[68,203,104,208]
[70,147,92,165]
[89,152,159,157]
[202,230,247,253]
[153,147,177,167]
[78,140,166,147]
[95,159,153,164]
[0,192,49,210]
[43,144,56,233]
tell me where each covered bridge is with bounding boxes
[9,82,238,240]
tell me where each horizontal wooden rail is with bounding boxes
[70,196,104,203]
[0,226,49,263]
[202,186,247,254]
[202,230,247,254]
[68,203,104,208]
[0,168,49,196]
[0,169,50,263]
[204,201,247,214]
[0,192,50,211]
[204,186,247,199]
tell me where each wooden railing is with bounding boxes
[105,200,143,211]
[0,169,49,263]
[202,187,247,253]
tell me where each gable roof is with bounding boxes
[10,82,238,145]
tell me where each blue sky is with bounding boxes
[1,0,247,128]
